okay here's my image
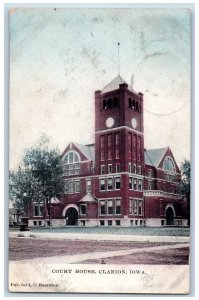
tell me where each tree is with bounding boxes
[9,146,65,226]
[23,147,65,225]
[180,159,190,225]
[9,168,44,216]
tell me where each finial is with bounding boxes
[118,42,120,75]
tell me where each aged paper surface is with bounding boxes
[9,7,191,294]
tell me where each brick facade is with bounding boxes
[28,75,188,227]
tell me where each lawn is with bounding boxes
[22,226,190,236]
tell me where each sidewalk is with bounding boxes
[9,231,190,243]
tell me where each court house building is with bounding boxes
[28,75,188,227]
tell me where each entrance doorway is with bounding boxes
[65,207,78,225]
[166,207,175,225]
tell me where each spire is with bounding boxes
[118,42,120,75]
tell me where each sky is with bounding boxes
[9,8,191,169]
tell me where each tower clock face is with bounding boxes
[106,117,114,128]
[131,117,137,129]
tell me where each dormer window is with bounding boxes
[63,151,80,176]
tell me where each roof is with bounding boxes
[51,197,60,203]
[78,192,97,203]
[144,147,168,167]
[73,142,95,161]
[101,75,135,94]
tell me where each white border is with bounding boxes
[2,1,197,300]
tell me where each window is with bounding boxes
[100,201,106,215]
[115,148,120,159]
[115,220,120,226]
[115,133,120,145]
[69,181,74,193]
[148,180,152,190]
[134,199,138,214]
[129,198,133,214]
[108,148,112,160]
[133,135,136,147]
[100,179,106,191]
[107,178,113,190]
[69,152,73,163]
[108,220,112,226]
[133,178,137,190]
[128,162,132,173]
[138,136,141,161]
[74,163,80,175]
[128,133,132,159]
[115,133,120,159]
[100,220,105,226]
[108,164,112,174]
[108,135,112,147]
[108,200,113,214]
[148,169,152,177]
[133,164,136,174]
[163,157,175,174]
[34,203,43,217]
[115,199,121,215]
[75,180,80,193]
[86,179,91,192]
[138,179,142,191]
[100,150,105,161]
[116,163,120,173]
[138,165,142,175]
[138,200,143,215]
[38,221,42,226]
[138,137,141,148]
[63,151,80,176]
[129,177,133,189]
[101,165,105,175]
[67,180,80,194]
[135,220,138,226]
[33,221,37,226]
[80,220,86,226]
[80,205,86,215]
[64,181,68,193]
[115,177,121,190]
[100,136,105,148]
[130,220,134,226]
[161,220,165,226]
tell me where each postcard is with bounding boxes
[9,7,191,294]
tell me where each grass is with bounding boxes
[25,226,190,236]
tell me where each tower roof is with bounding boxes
[101,75,135,94]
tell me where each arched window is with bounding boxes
[132,99,135,110]
[63,151,80,176]
[113,97,118,107]
[103,99,107,109]
[107,98,113,108]
[128,97,132,108]
[163,157,175,174]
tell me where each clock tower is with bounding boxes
[94,75,144,175]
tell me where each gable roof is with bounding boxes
[73,142,95,161]
[78,192,97,203]
[101,75,135,94]
[144,147,168,167]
